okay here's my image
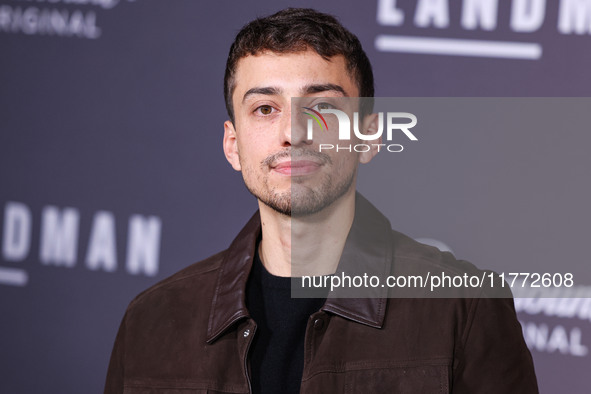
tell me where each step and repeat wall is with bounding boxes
[1,0,590,392]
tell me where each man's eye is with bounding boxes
[255,105,275,115]
[313,102,335,111]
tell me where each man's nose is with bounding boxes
[279,104,312,147]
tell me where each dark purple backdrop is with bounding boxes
[1,0,590,392]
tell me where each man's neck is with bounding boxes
[257,189,356,277]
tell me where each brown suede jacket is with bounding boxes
[105,194,538,393]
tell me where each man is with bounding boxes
[105,8,538,393]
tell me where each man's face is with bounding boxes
[223,49,376,216]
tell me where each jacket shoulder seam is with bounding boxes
[127,251,226,310]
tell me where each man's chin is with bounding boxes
[253,194,321,218]
[260,193,339,218]
[246,173,355,218]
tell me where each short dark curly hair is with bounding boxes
[223,8,374,123]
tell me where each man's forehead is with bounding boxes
[232,50,357,98]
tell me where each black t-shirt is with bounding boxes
[245,247,326,394]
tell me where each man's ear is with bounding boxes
[358,113,382,164]
[223,120,242,171]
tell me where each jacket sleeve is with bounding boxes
[104,312,127,394]
[452,295,539,393]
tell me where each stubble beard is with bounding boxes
[241,149,356,217]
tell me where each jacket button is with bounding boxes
[243,329,250,337]
[313,318,324,330]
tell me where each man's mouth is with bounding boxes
[272,160,322,176]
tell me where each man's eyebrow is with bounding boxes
[242,86,282,103]
[302,83,347,96]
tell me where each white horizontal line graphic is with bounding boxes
[375,35,542,60]
[0,267,29,287]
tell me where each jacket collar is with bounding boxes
[206,210,259,343]
[321,193,392,328]
[206,193,392,343]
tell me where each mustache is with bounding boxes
[262,148,332,168]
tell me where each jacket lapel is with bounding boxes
[206,211,260,343]
[322,193,391,328]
